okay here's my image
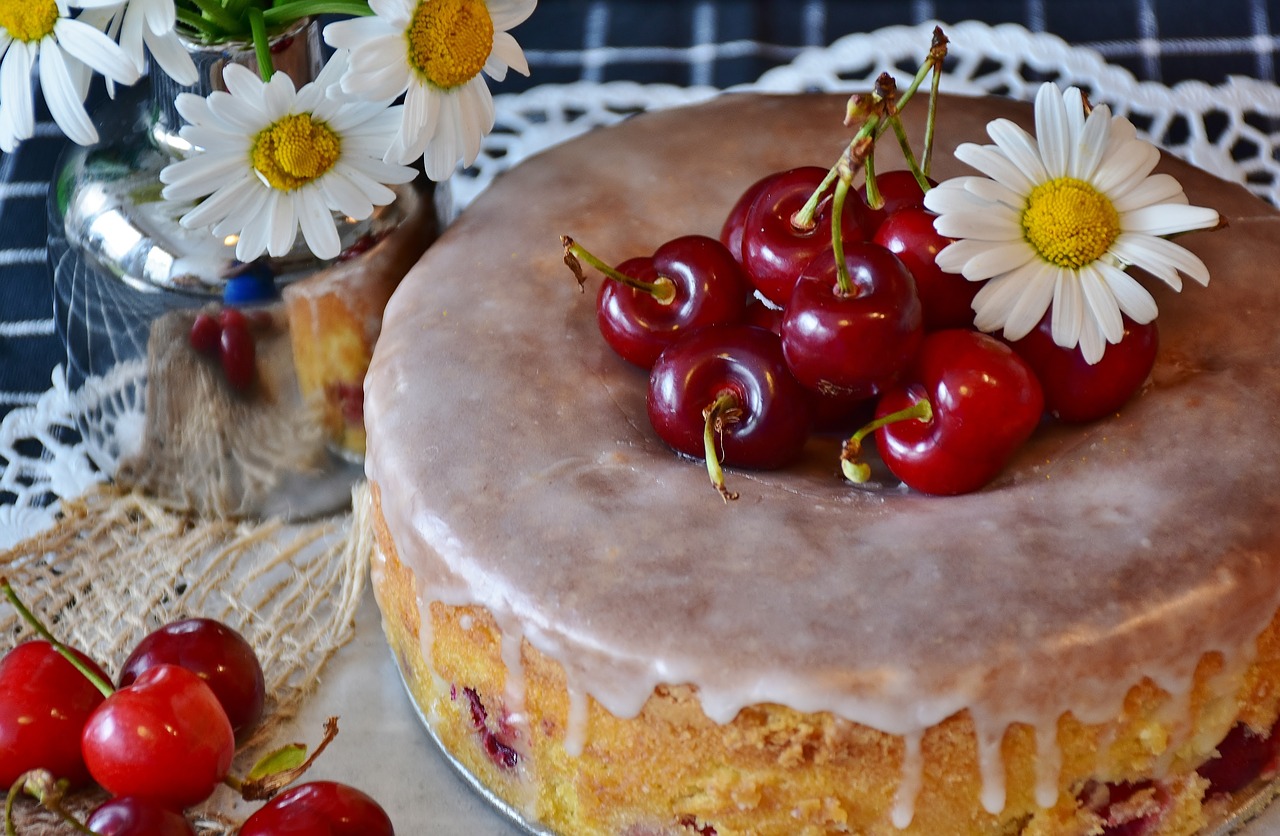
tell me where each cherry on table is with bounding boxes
[119,617,266,737]
[740,166,868,306]
[237,781,395,836]
[0,639,109,789]
[865,329,1043,496]
[779,242,923,402]
[564,234,750,369]
[648,324,813,500]
[1007,313,1158,424]
[86,796,197,836]
[872,207,977,332]
[719,173,773,262]
[82,663,235,810]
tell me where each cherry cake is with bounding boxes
[361,92,1280,835]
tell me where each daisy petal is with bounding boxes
[1,40,37,146]
[297,190,341,259]
[931,209,1023,242]
[954,143,1035,194]
[1111,233,1210,288]
[1096,260,1158,324]
[1078,264,1125,345]
[987,118,1048,184]
[957,240,1038,282]
[1002,261,1057,341]
[1111,173,1186,213]
[39,43,97,146]
[1051,267,1084,349]
[1071,102,1111,182]
[1121,203,1220,237]
[1034,82,1069,178]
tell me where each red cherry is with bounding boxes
[237,781,395,836]
[1197,720,1280,796]
[648,325,813,499]
[719,173,773,262]
[743,297,782,335]
[566,235,750,369]
[740,166,868,306]
[188,313,222,355]
[1007,313,1158,423]
[780,242,923,401]
[870,330,1043,495]
[858,169,934,236]
[119,618,266,737]
[0,640,109,788]
[872,207,977,332]
[82,663,235,810]
[86,797,197,836]
[219,317,256,391]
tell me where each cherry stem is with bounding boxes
[702,392,741,502]
[840,397,934,483]
[0,577,114,699]
[922,26,950,178]
[5,772,93,836]
[560,236,676,304]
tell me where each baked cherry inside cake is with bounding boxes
[360,90,1280,835]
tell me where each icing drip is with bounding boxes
[564,682,589,757]
[892,730,924,829]
[975,721,1007,814]
[1034,721,1062,809]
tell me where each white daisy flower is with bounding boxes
[924,81,1220,364]
[78,0,198,92]
[323,0,535,181]
[159,49,418,262]
[0,0,141,152]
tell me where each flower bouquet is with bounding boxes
[29,0,536,518]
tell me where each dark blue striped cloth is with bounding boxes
[5,0,1280,424]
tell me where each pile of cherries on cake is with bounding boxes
[0,580,394,836]
[564,55,1158,501]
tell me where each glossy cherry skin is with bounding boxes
[648,324,814,470]
[719,173,773,262]
[1197,720,1280,796]
[119,618,266,737]
[780,242,924,401]
[0,640,109,788]
[219,316,256,391]
[597,235,750,368]
[874,330,1044,495]
[858,169,934,236]
[740,166,868,306]
[82,663,235,810]
[872,207,977,332]
[237,781,395,836]
[1007,313,1159,424]
[86,797,197,836]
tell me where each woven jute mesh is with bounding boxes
[0,485,367,835]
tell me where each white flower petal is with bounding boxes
[1110,233,1211,289]
[987,118,1048,184]
[931,208,1023,242]
[1096,260,1158,324]
[1121,203,1220,237]
[1,41,38,148]
[179,177,262,230]
[1111,173,1186,214]
[1071,102,1111,182]
[319,167,377,218]
[487,30,529,78]
[1002,261,1057,340]
[39,42,98,146]
[54,18,139,85]
[962,176,1025,210]
[268,190,297,257]
[1093,139,1160,196]
[972,260,1043,334]
[1034,82,1069,178]
[1077,303,1107,365]
[1079,264,1125,345]
[489,0,537,30]
[954,143,1035,194]
[145,27,197,86]
[297,190,341,259]
[1051,267,1084,349]
[959,240,1038,282]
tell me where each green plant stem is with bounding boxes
[561,237,676,303]
[0,578,114,699]
[703,393,740,503]
[840,398,934,482]
[250,8,273,80]
[183,0,242,36]
[262,0,376,25]
[831,173,853,296]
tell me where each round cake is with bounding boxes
[361,91,1280,835]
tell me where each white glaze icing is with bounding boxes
[364,93,1280,827]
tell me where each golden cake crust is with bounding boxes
[362,91,1280,834]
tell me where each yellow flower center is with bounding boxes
[1021,177,1121,269]
[406,0,495,90]
[0,0,58,43]
[250,114,341,192]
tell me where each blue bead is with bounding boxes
[223,270,277,305]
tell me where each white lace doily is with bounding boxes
[6,20,1279,548]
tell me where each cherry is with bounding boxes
[459,686,519,770]
[872,207,977,332]
[858,169,934,236]
[0,640,109,789]
[564,235,750,368]
[718,173,773,262]
[743,297,782,334]
[1007,314,1158,424]
[188,313,222,355]
[82,663,235,810]
[219,314,257,391]
[863,330,1043,495]
[1197,720,1280,796]
[237,781,394,836]
[119,618,266,737]
[779,242,923,402]
[648,324,813,500]
[86,797,197,836]
[740,166,868,306]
